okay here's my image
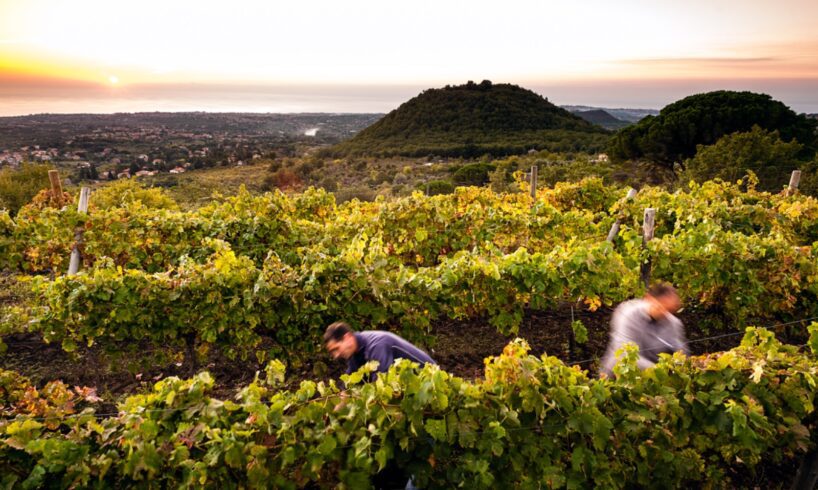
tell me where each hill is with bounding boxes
[329,81,610,157]
[572,109,629,130]
[561,105,659,123]
[607,91,818,167]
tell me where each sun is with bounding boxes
[108,75,119,85]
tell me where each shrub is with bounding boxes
[417,179,455,196]
[608,90,817,167]
[335,186,376,203]
[91,179,179,210]
[0,163,53,215]
[266,168,302,191]
[452,163,496,186]
[318,177,339,192]
[681,126,805,191]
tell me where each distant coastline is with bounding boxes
[3,79,818,117]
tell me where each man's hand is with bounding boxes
[333,391,349,412]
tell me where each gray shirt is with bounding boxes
[599,299,688,377]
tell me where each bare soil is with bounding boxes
[2,304,808,400]
[1,303,811,489]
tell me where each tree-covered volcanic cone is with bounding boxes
[331,81,610,157]
[607,90,818,167]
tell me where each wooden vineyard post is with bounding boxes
[640,208,656,288]
[606,188,638,242]
[48,169,63,198]
[786,170,801,196]
[529,165,538,202]
[68,187,91,275]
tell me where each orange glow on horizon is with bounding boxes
[2,0,817,87]
[0,51,122,88]
[2,0,818,114]
[3,50,818,92]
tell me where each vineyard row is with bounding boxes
[1,328,817,488]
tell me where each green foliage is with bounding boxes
[318,176,338,192]
[418,180,455,196]
[649,223,814,325]
[0,163,53,216]
[1,186,315,273]
[452,162,496,186]
[571,319,588,344]
[1,334,817,488]
[334,185,376,203]
[19,228,636,356]
[488,167,516,193]
[91,178,179,211]
[616,180,818,321]
[543,177,621,213]
[608,91,818,167]
[332,82,610,157]
[808,322,818,356]
[30,242,272,356]
[4,179,818,355]
[798,157,818,197]
[682,126,805,191]
[537,156,616,187]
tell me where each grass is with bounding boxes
[0,272,29,309]
[139,162,270,209]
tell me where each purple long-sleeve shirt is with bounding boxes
[347,331,436,379]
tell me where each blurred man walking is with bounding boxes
[600,283,688,378]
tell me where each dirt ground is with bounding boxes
[1,304,811,488]
[2,304,809,401]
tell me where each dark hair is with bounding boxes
[324,321,353,343]
[647,283,677,299]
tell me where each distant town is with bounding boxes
[0,112,382,180]
[0,107,680,182]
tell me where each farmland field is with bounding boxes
[2,177,818,488]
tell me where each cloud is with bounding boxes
[610,54,818,79]
[619,56,778,65]
[0,72,105,98]
[0,36,39,45]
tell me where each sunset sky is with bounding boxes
[2,0,818,115]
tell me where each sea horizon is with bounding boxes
[3,78,818,117]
